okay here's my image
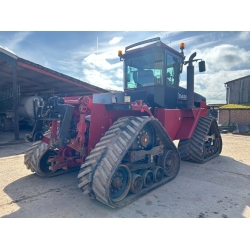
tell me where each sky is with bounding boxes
[0,1,249,105]
[2,31,250,104]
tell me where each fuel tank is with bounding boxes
[18,96,44,118]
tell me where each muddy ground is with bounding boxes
[0,133,250,218]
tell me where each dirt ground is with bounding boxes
[0,133,250,218]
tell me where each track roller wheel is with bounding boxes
[110,164,131,203]
[214,138,220,154]
[140,169,154,188]
[152,166,163,183]
[130,174,143,194]
[158,150,179,177]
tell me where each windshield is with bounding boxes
[125,52,164,89]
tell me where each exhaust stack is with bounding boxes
[186,52,196,109]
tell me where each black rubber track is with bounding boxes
[24,132,78,177]
[77,116,180,208]
[178,116,222,163]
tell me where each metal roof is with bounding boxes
[0,47,107,97]
[224,75,250,85]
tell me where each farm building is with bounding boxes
[0,47,107,140]
[224,75,250,104]
[219,75,250,132]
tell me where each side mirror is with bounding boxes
[199,60,206,72]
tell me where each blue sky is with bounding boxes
[0,2,249,105]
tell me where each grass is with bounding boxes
[219,103,250,109]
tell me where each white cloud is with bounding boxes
[191,44,250,73]
[109,37,123,45]
[115,68,123,79]
[101,50,121,60]
[181,69,250,104]
[8,31,31,49]
[82,53,111,70]
[147,31,183,41]
[81,53,123,90]
[238,31,250,40]
[176,33,250,103]
[82,69,123,91]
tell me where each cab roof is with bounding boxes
[125,40,184,59]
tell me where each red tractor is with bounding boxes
[24,37,222,208]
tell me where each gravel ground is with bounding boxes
[0,133,250,218]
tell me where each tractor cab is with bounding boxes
[119,37,185,109]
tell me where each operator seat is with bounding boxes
[138,70,154,85]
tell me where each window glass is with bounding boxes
[125,52,164,89]
[166,54,180,86]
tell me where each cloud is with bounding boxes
[101,49,121,60]
[82,69,123,91]
[8,31,31,50]
[109,36,123,45]
[195,44,250,73]
[238,31,250,40]
[147,31,184,41]
[81,53,123,90]
[82,53,112,70]
[174,32,250,103]
[180,69,250,104]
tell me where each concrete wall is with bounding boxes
[219,109,250,125]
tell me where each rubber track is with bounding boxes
[178,116,222,163]
[177,139,191,160]
[24,132,77,177]
[77,116,180,208]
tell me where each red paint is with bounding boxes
[38,94,207,172]
[51,121,57,139]
[88,103,152,154]
[154,105,207,140]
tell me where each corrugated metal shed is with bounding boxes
[0,47,108,140]
[224,75,250,104]
[0,47,107,97]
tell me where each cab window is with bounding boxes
[166,54,180,86]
